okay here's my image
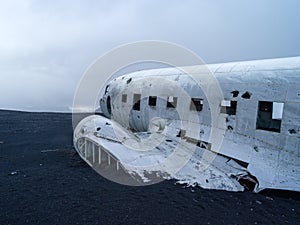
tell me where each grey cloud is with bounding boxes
[0,0,299,111]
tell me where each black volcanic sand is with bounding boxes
[0,110,299,225]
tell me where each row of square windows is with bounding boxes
[122,94,284,117]
[122,94,204,111]
[120,94,284,133]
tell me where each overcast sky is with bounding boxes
[0,0,299,112]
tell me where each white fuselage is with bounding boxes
[75,57,300,192]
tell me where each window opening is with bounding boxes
[148,96,157,106]
[256,101,283,132]
[220,100,237,115]
[122,94,127,103]
[167,96,177,108]
[133,94,141,111]
[190,98,203,111]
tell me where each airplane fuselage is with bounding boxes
[75,57,300,192]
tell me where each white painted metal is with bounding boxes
[221,100,231,107]
[98,147,101,165]
[84,139,87,159]
[92,144,95,164]
[272,102,284,119]
[74,57,300,192]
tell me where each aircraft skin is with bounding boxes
[74,57,300,192]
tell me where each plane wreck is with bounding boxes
[74,57,300,192]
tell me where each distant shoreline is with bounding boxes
[0,108,101,115]
[0,108,72,114]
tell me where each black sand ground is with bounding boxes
[0,110,299,225]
